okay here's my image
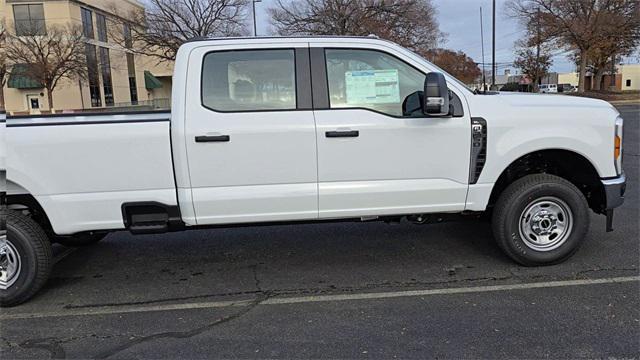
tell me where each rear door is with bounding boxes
[310,43,471,219]
[184,43,318,225]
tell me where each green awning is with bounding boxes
[8,64,43,89]
[144,71,163,89]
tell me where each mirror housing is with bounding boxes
[423,72,450,116]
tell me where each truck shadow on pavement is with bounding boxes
[40,221,509,306]
[32,215,637,310]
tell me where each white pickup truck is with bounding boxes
[1,36,626,306]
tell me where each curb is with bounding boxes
[609,100,640,105]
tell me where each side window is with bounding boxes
[324,49,464,117]
[325,49,425,117]
[202,49,297,112]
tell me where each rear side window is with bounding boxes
[202,49,297,112]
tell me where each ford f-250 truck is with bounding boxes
[0,36,626,306]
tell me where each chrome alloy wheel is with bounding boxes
[0,233,21,290]
[519,197,574,252]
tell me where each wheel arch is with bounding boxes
[487,149,605,214]
[6,179,31,196]
[5,181,55,235]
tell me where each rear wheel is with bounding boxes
[492,174,590,266]
[1,209,53,307]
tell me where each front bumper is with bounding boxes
[602,172,626,210]
[601,173,626,232]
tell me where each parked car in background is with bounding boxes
[558,84,577,93]
[1,36,626,306]
[539,84,558,93]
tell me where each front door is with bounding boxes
[185,45,318,225]
[312,46,471,219]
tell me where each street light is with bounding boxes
[252,0,262,37]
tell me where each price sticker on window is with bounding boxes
[345,69,400,104]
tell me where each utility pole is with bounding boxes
[480,6,487,93]
[535,7,541,91]
[491,0,496,89]
[252,0,262,37]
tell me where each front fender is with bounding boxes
[478,122,615,185]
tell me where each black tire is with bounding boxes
[53,233,107,247]
[1,209,53,307]
[492,174,590,266]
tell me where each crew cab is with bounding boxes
[1,36,626,306]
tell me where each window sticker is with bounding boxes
[345,69,400,104]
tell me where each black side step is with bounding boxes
[121,202,184,234]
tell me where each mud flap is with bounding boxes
[605,209,614,232]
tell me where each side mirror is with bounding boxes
[423,72,450,116]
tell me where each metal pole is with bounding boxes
[480,6,487,93]
[78,79,85,109]
[252,0,262,37]
[492,0,496,89]
[610,53,616,88]
[535,7,541,91]
[253,0,258,36]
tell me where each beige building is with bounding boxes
[1,0,173,114]
[557,72,580,87]
[558,65,639,91]
[619,63,640,91]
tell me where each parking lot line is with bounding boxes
[2,276,638,320]
[262,276,640,305]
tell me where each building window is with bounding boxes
[81,8,94,39]
[626,79,632,87]
[99,47,114,106]
[126,53,138,104]
[123,23,132,48]
[96,13,107,42]
[85,44,102,107]
[13,4,46,36]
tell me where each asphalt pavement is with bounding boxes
[1,105,638,359]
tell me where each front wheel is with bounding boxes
[492,174,590,266]
[1,209,53,307]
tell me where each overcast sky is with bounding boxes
[254,0,577,73]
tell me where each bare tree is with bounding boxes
[507,0,640,93]
[587,31,637,90]
[110,0,250,62]
[514,43,553,92]
[5,24,87,111]
[269,0,445,52]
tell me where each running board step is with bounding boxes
[122,202,184,234]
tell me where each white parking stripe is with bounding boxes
[262,276,640,305]
[2,276,638,320]
[0,299,254,320]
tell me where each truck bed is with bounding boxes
[5,111,177,235]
